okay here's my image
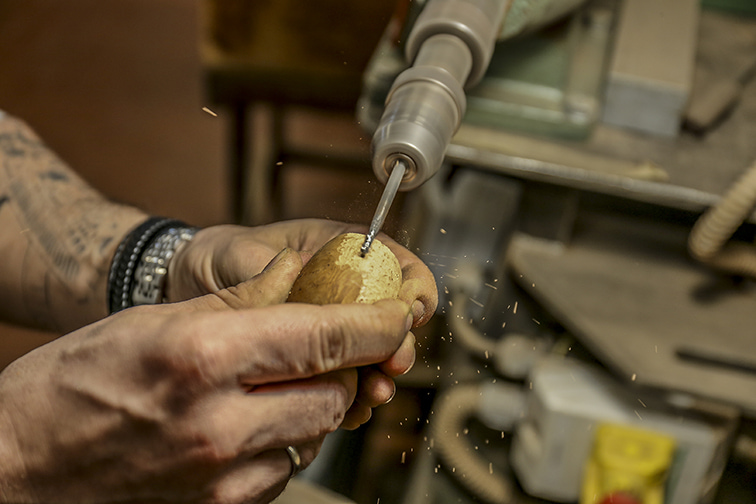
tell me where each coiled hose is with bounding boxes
[689,159,756,278]
[430,383,514,504]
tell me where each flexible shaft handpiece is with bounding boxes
[364,1,509,254]
[370,0,510,191]
[360,160,407,256]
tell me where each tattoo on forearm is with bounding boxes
[39,171,69,182]
[21,247,56,330]
[9,173,81,279]
[0,117,125,322]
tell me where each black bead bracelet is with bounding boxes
[107,217,192,314]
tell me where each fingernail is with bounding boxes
[411,300,424,324]
[263,248,289,272]
[401,333,416,376]
[385,382,397,404]
[405,312,414,332]
[401,359,415,376]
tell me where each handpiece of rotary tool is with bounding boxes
[364,1,510,254]
[369,0,508,191]
[360,159,407,256]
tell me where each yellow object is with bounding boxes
[581,423,676,504]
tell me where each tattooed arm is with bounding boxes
[0,112,148,332]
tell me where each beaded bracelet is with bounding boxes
[107,217,198,314]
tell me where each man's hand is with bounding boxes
[166,219,438,328]
[164,220,439,431]
[0,250,416,503]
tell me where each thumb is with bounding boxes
[174,248,303,312]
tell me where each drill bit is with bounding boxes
[360,159,407,256]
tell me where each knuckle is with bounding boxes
[177,326,224,381]
[182,423,238,468]
[325,388,349,431]
[225,227,247,250]
[310,317,349,374]
[298,440,325,472]
[209,284,250,309]
[310,376,353,435]
[148,314,225,393]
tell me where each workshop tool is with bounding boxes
[368,0,587,194]
[362,0,510,254]
[370,0,509,192]
[360,159,407,256]
[362,0,590,251]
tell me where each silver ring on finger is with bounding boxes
[285,445,302,478]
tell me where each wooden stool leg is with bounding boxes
[228,102,285,226]
[246,102,283,225]
[229,102,248,224]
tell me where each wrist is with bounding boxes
[15,204,148,333]
[107,217,199,313]
[162,228,203,304]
